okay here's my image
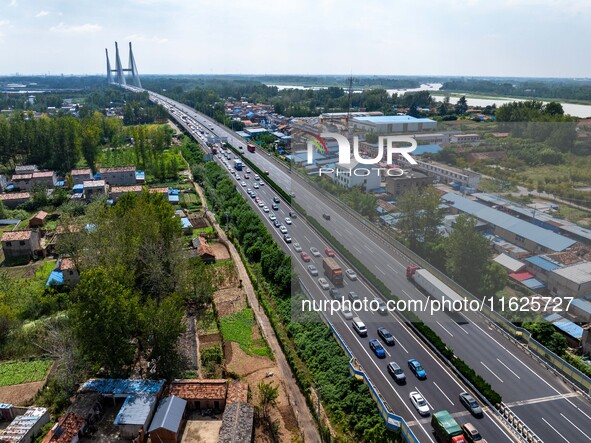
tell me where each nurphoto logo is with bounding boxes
[306,132,418,178]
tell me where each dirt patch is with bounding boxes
[199,333,222,347]
[210,242,230,261]
[210,263,239,289]
[180,413,223,443]
[213,287,247,316]
[0,381,44,406]
[225,342,299,442]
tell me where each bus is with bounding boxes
[247,143,256,153]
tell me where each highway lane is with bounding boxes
[145,91,591,442]
[216,153,515,443]
[242,145,591,442]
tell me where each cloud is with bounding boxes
[123,33,168,44]
[49,22,102,33]
[35,11,50,18]
[9,0,17,6]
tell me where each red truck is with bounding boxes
[323,257,343,286]
[247,143,256,153]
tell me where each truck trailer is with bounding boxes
[431,410,466,443]
[323,257,343,286]
[247,143,256,153]
[406,265,467,322]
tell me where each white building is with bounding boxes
[351,115,437,133]
[548,262,591,298]
[328,159,382,192]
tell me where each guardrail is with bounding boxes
[286,165,591,397]
[299,281,420,443]
[498,403,543,443]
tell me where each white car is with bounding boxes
[253,183,259,189]
[409,392,430,416]
[235,175,241,180]
[284,217,292,225]
[279,225,288,234]
[345,269,358,281]
[269,214,277,221]
[318,278,330,290]
[310,247,321,257]
[247,188,252,193]
[259,181,265,186]
[254,174,260,180]
[293,242,302,252]
[263,206,269,213]
[341,308,354,320]
[241,182,246,187]
[258,201,265,207]
[307,264,318,276]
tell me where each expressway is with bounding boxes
[141,88,591,443]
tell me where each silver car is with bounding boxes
[293,242,302,252]
[318,277,329,290]
[307,264,318,276]
[310,247,320,257]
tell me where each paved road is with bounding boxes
[141,89,591,443]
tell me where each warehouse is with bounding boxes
[443,193,577,254]
[548,262,591,298]
[351,115,437,133]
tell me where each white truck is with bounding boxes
[406,265,467,322]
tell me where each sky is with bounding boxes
[1,0,590,78]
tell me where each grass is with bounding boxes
[219,308,272,358]
[193,226,215,237]
[556,205,591,226]
[197,306,219,335]
[0,360,52,386]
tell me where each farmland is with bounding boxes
[0,360,52,387]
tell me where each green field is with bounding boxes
[0,360,53,386]
[219,308,272,358]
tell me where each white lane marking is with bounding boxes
[471,320,591,420]
[396,339,409,354]
[496,358,521,379]
[480,362,503,383]
[456,324,470,335]
[560,412,591,441]
[436,321,454,337]
[505,392,579,407]
[542,417,572,443]
[432,382,455,406]
[375,265,386,275]
[353,246,362,254]
[386,264,398,273]
[303,235,311,244]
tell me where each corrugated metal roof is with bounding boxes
[510,272,535,282]
[525,256,562,272]
[493,253,525,273]
[552,262,591,284]
[571,297,591,315]
[79,379,165,396]
[352,115,436,124]
[113,394,157,426]
[521,278,545,290]
[443,193,576,252]
[148,396,186,434]
[544,314,584,340]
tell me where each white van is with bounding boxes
[352,317,367,337]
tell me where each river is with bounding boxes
[267,83,591,118]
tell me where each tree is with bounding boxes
[544,102,564,116]
[257,380,279,420]
[396,187,444,254]
[69,268,140,376]
[454,96,468,115]
[445,215,491,295]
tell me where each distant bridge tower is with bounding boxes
[105,42,142,88]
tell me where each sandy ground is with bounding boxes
[180,413,223,443]
[213,287,247,316]
[0,381,44,405]
[211,242,231,261]
[225,342,300,442]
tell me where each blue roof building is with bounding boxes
[443,193,576,253]
[544,313,584,343]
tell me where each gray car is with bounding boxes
[459,392,483,417]
[307,264,318,276]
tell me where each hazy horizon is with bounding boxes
[1,0,590,77]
